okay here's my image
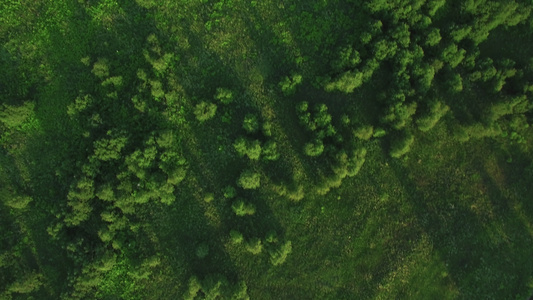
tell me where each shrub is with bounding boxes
[230,230,244,244]
[231,199,256,216]
[194,101,217,122]
[245,238,263,255]
[390,131,415,158]
[243,114,259,133]
[237,170,260,189]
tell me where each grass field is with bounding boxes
[1,1,533,299]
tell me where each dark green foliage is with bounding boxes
[194,101,217,122]
[196,243,209,258]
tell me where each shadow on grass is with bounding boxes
[388,142,533,299]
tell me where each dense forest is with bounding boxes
[1,0,533,299]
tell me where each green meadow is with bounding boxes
[1,0,533,299]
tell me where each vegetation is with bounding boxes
[1,0,533,299]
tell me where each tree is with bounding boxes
[269,241,292,266]
[354,125,374,140]
[262,140,280,161]
[425,28,441,47]
[194,101,217,122]
[215,87,234,104]
[242,114,259,134]
[237,170,260,189]
[231,199,256,216]
[230,230,244,244]
[245,238,263,255]
[390,131,415,158]
[280,73,302,96]
[417,101,450,132]
[196,243,209,258]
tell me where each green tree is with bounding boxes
[242,114,259,134]
[246,238,263,255]
[237,170,261,189]
[231,199,256,216]
[215,87,233,104]
[304,139,325,157]
[194,101,217,122]
[390,131,415,158]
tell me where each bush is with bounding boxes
[194,101,217,122]
[237,170,260,189]
[231,199,256,216]
[390,132,415,158]
[245,238,263,255]
[230,230,244,244]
